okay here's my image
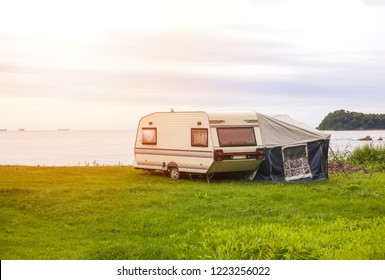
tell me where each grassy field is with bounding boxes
[1,166,384,260]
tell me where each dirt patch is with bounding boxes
[328,160,369,174]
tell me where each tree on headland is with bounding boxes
[317,109,385,130]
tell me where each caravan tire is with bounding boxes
[169,168,180,180]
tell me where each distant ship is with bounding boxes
[57,129,70,131]
[0,129,7,131]
[18,128,25,131]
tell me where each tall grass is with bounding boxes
[1,166,384,260]
[330,143,385,172]
[346,144,385,171]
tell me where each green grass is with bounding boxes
[1,166,385,260]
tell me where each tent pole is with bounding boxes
[329,146,350,180]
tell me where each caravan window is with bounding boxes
[282,145,312,181]
[142,128,157,145]
[191,128,208,147]
[217,127,256,147]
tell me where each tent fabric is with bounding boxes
[255,113,331,182]
[257,113,330,148]
[307,140,330,181]
[255,140,330,182]
[255,146,285,182]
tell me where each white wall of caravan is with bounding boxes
[134,111,265,177]
[135,111,213,150]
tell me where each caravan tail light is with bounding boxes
[214,149,224,161]
[256,148,265,160]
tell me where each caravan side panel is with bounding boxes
[134,112,214,174]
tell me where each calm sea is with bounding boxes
[0,130,136,166]
[0,130,384,166]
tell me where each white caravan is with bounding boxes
[134,111,265,181]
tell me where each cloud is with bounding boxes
[121,31,288,62]
[1,0,385,130]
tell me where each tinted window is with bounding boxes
[142,128,157,145]
[191,128,208,147]
[217,128,256,147]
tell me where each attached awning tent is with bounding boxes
[255,113,331,182]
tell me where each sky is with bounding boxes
[1,0,385,130]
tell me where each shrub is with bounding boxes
[346,144,385,171]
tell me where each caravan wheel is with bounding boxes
[169,168,180,180]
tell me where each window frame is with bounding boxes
[191,128,209,147]
[141,127,157,145]
[217,127,257,147]
[282,144,312,181]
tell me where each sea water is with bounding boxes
[328,130,385,151]
[0,130,136,166]
[0,130,384,166]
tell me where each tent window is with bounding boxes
[142,128,157,145]
[217,127,256,147]
[282,145,312,181]
[191,128,208,147]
